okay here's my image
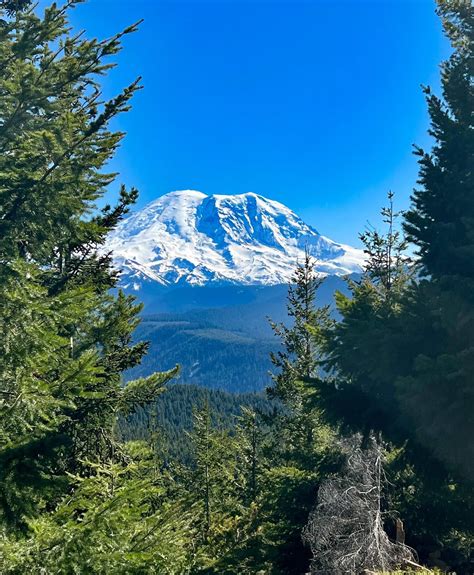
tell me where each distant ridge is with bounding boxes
[106,190,365,288]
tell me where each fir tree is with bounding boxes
[360,191,412,301]
[268,249,330,408]
[315,189,474,567]
[315,2,474,560]
[235,407,265,505]
[318,193,413,437]
[397,0,474,480]
[0,0,177,533]
[189,401,239,537]
[404,1,474,280]
[267,249,334,470]
[264,253,340,574]
[0,442,197,573]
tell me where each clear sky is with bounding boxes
[63,0,449,246]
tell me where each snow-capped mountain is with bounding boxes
[106,190,365,288]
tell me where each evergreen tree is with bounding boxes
[0,0,177,536]
[0,0,32,15]
[318,193,413,437]
[360,191,412,301]
[235,407,265,505]
[315,185,474,568]
[314,3,474,562]
[185,401,263,573]
[1,443,197,574]
[398,0,474,480]
[404,1,473,280]
[189,401,240,538]
[268,249,327,407]
[263,253,340,575]
[2,1,473,573]
[267,249,333,468]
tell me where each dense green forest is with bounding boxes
[122,276,353,393]
[117,383,274,463]
[125,314,276,392]
[0,0,473,573]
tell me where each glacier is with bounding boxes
[105,190,366,288]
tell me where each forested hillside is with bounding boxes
[124,277,353,392]
[117,383,274,463]
[0,1,473,574]
[125,313,276,392]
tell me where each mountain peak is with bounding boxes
[165,189,208,199]
[106,190,365,288]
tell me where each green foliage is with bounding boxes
[1,0,473,573]
[268,249,331,406]
[312,4,474,566]
[0,444,199,574]
[0,0,176,563]
[118,383,274,464]
[126,313,277,393]
[360,191,413,302]
[189,401,241,535]
[263,252,342,573]
[267,251,337,470]
[0,0,32,16]
[397,0,474,481]
[404,1,474,281]
[317,193,474,568]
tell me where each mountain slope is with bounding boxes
[117,383,274,464]
[106,190,365,288]
[124,277,354,393]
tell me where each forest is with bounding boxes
[0,0,473,573]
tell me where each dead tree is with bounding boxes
[302,434,415,574]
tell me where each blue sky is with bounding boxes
[64,0,449,246]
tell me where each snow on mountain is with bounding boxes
[106,190,366,288]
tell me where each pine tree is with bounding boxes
[398,0,474,480]
[267,250,334,470]
[404,2,473,280]
[318,193,413,437]
[263,253,340,575]
[235,407,265,505]
[0,442,197,573]
[360,191,412,301]
[192,401,214,534]
[189,401,239,537]
[268,249,330,408]
[314,3,474,562]
[0,0,177,533]
[0,0,32,15]
[318,3,473,480]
